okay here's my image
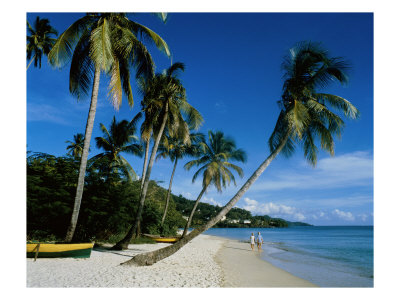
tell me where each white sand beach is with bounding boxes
[26,234,316,288]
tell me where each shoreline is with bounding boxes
[27,233,316,287]
[211,235,317,287]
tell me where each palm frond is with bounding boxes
[315,93,360,119]
[89,18,113,72]
[48,15,95,68]
[107,56,123,110]
[127,20,170,57]
[69,30,94,99]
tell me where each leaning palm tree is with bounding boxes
[48,13,170,242]
[112,62,203,250]
[26,16,58,70]
[122,41,360,266]
[182,130,246,236]
[157,131,205,227]
[66,133,86,159]
[89,115,143,181]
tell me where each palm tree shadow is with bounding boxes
[93,246,147,258]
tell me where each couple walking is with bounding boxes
[250,232,263,252]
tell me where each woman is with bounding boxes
[250,233,255,251]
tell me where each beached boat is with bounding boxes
[27,242,94,259]
[142,234,179,243]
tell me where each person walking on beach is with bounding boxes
[257,232,263,252]
[250,233,255,251]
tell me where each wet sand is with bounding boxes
[214,236,317,287]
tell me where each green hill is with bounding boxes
[172,193,312,228]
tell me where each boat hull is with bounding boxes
[151,237,178,243]
[27,243,94,258]
[142,234,179,243]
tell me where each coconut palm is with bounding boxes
[122,41,360,266]
[181,130,246,236]
[89,115,143,181]
[66,133,86,159]
[112,62,203,250]
[26,16,58,70]
[48,13,170,242]
[157,131,205,227]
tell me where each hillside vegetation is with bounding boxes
[27,153,311,242]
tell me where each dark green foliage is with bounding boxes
[226,207,252,220]
[27,153,78,238]
[27,153,184,242]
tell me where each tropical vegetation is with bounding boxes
[112,62,203,250]
[26,152,307,243]
[89,115,143,181]
[66,133,86,159]
[47,13,170,242]
[182,130,246,236]
[26,16,58,70]
[26,13,360,268]
[156,131,204,227]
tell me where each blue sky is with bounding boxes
[26,12,373,225]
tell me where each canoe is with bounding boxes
[151,237,179,243]
[27,242,94,259]
[142,234,179,243]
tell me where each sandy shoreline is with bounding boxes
[27,234,316,287]
[213,235,317,287]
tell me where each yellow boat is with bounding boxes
[27,242,94,259]
[151,237,179,243]
[142,234,179,243]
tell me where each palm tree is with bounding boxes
[181,130,246,236]
[48,13,170,242]
[122,41,360,266]
[157,131,205,227]
[66,133,86,159]
[89,115,143,181]
[26,16,58,70]
[112,62,203,250]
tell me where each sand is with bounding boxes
[215,237,317,287]
[27,235,223,287]
[26,234,316,288]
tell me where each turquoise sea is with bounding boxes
[204,226,373,287]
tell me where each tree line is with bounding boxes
[26,151,309,243]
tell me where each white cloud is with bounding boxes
[251,151,373,192]
[242,197,305,221]
[332,209,355,221]
[358,213,368,222]
[241,197,372,224]
[203,196,222,207]
[27,103,70,125]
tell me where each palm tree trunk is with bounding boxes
[26,55,36,70]
[161,157,179,226]
[122,132,290,266]
[112,102,169,250]
[140,139,150,190]
[181,186,207,237]
[64,67,101,242]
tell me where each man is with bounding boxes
[257,232,263,252]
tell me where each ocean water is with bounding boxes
[204,226,373,287]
